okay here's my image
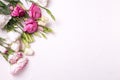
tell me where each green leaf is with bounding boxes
[0,38,5,45]
[34,32,41,37]
[4,18,18,31]
[0,1,6,6]
[26,33,34,43]
[43,26,53,33]
[2,53,8,61]
[40,6,55,21]
[7,49,14,55]
[5,0,20,6]
[0,37,5,42]
[0,1,10,15]
[41,33,47,39]
[21,32,34,43]
[21,38,30,48]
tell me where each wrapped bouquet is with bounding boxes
[0,0,55,75]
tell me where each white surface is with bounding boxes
[1,0,120,80]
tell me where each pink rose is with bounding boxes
[11,5,25,17]
[8,52,23,64]
[24,19,38,33]
[10,58,28,75]
[29,3,42,20]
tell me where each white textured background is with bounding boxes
[1,0,120,80]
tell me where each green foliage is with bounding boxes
[7,49,14,55]
[0,38,5,45]
[5,0,20,6]
[43,26,53,33]
[0,52,8,61]
[0,37,5,42]
[0,48,14,61]
[4,18,18,31]
[41,32,47,39]
[41,6,55,21]
[0,1,10,15]
[21,32,34,47]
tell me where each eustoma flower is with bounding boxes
[24,19,38,33]
[29,3,42,20]
[10,58,28,75]
[8,52,23,64]
[11,5,25,17]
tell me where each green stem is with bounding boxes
[0,51,8,61]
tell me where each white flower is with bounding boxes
[0,30,13,44]
[38,16,49,26]
[11,40,21,52]
[0,45,7,53]
[7,31,21,42]
[31,0,48,7]
[5,39,13,44]
[0,15,11,29]
[24,47,34,56]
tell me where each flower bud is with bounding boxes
[38,16,49,26]
[24,47,34,56]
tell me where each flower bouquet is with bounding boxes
[0,0,55,75]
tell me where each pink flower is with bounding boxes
[8,52,23,64]
[9,6,14,11]
[10,58,28,75]
[29,3,42,20]
[24,19,38,33]
[11,5,25,17]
